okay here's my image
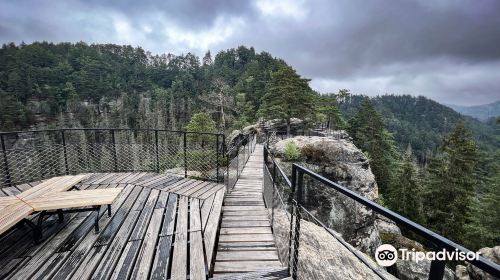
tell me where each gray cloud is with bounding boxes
[1,0,499,105]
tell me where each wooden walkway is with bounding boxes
[0,172,225,280]
[213,144,285,278]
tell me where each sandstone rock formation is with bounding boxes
[272,209,396,280]
[270,135,381,255]
[455,246,500,280]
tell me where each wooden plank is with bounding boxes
[223,215,269,221]
[216,251,279,261]
[213,261,282,274]
[171,196,188,280]
[0,201,34,235]
[129,189,160,241]
[203,188,224,271]
[178,181,211,196]
[109,240,141,280]
[154,177,184,191]
[156,178,190,191]
[50,186,141,279]
[169,180,204,194]
[189,198,205,280]
[221,220,271,228]
[189,182,218,198]
[218,234,275,242]
[159,194,178,237]
[155,191,169,209]
[217,242,277,252]
[26,188,122,211]
[130,208,164,279]
[200,193,215,231]
[150,236,173,280]
[220,227,272,234]
[199,184,225,200]
[222,210,268,216]
[224,201,265,206]
[190,198,201,232]
[190,231,206,280]
[223,206,266,211]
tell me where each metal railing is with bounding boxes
[0,128,226,188]
[224,133,257,191]
[263,145,500,280]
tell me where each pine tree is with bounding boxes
[423,122,479,243]
[185,112,217,148]
[319,93,345,130]
[258,65,316,136]
[390,144,422,222]
[464,151,500,249]
[348,98,399,197]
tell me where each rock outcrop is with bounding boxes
[455,246,500,280]
[270,135,381,255]
[272,209,396,280]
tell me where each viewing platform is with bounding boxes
[0,173,226,279]
[0,128,498,280]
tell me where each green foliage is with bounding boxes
[422,122,479,243]
[258,65,317,135]
[389,145,422,223]
[185,112,217,147]
[0,43,285,132]
[283,141,300,161]
[348,98,399,196]
[318,92,346,130]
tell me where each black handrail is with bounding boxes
[263,145,500,280]
[0,127,223,136]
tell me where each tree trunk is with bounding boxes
[286,119,291,137]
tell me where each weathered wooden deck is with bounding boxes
[0,144,289,279]
[0,172,225,279]
[213,145,285,278]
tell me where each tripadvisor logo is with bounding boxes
[375,244,482,267]
[375,244,398,266]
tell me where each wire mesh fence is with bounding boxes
[0,128,226,188]
[224,133,257,191]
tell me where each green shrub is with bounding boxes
[283,141,300,161]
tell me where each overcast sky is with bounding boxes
[1,0,499,105]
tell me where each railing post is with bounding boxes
[428,247,446,280]
[155,129,159,173]
[216,134,220,183]
[183,132,187,178]
[111,129,118,172]
[291,166,303,280]
[61,129,69,175]
[288,164,297,276]
[271,158,276,233]
[236,146,239,177]
[0,134,12,187]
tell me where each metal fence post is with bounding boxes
[183,132,187,178]
[271,160,276,233]
[216,134,220,183]
[155,129,159,173]
[288,164,297,275]
[428,248,446,280]
[61,129,69,175]
[0,135,12,187]
[291,169,303,280]
[111,129,118,172]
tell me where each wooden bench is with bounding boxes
[0,175,122,242]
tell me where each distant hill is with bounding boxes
[337,94,499,162]
[446,100,500,121]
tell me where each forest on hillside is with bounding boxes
[0,42,499,250]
